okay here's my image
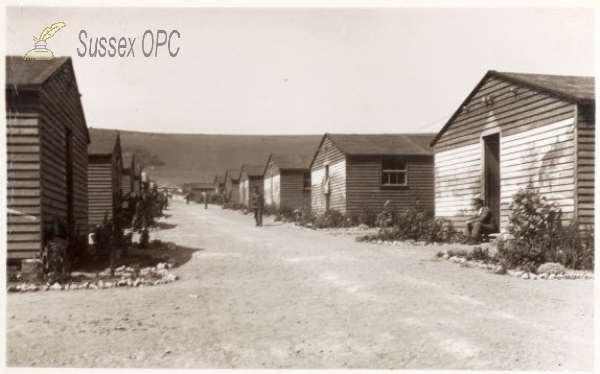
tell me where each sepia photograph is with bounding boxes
[2,1,596,372]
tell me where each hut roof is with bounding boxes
[271,153,315,170]
[324,133,435,156]
[430,70,595,146]
[89,130,119,155]
[493,71,594,103]
[6,56,70,88]
[241,164,265,177]
[122,152,134,168]
[226,169,241,182]
[6,56,90,143]
[214,174,226,184]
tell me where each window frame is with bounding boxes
[380,158,408,187]
[302,170,311,191]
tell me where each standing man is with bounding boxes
[463,196,497,244]
[186,191,190,205]
[250,186,264,227]
[202,191,208,209]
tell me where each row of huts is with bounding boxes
[5,55,595,261]
[211,70,595,233]
[6,56,148,261]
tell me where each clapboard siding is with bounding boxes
[264,158,311,210]
[433,72,593,232]
[311,138,346,214]
[225,172,240,204]
[345,156,434,216]
[122,171,132,195]
[264,160,280,207]
[576,106,595,228]
[280,171,311,210]
[239,172,263,208]
[435,76,576,152]
[499,117,576,229]
[88,160,114,227]
[6,58,90,260]
[6,115,42,259]
[40,62,89,244]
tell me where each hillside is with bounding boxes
[89,128,322,186]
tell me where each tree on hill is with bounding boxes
[123,146,165,169]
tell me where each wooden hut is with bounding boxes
[264,153,314,211]
[224,169,241,204]
[121,152,135,198]
[239,164,265,208]
[6,56,90,261]
[132,164,142,194]
[310,133,435,216]
[213,174,225,195]
[88,131,123,228]
[184,182,213,202]
[430,71,595,231]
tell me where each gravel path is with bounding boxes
[6,198,594,370]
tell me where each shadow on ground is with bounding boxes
[152,221,178,230]
[73,245,203,273]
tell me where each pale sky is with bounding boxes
[5,6,595,135]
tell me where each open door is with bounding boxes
[483,134,500,228]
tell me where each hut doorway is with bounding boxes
[482,133,500,227]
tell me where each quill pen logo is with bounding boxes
[24,22,66,61]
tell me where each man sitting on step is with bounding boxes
[463,196,497,244]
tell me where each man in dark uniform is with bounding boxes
[464,196,497,243]
[250,186,264,227]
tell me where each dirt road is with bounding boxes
[6,198,594,370]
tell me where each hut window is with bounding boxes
[303,171,311,190]
[381,159,407,186]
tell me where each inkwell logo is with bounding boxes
[24,22,66,61]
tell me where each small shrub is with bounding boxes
[447,249,468,258]
[311,209,352,229]
[210,193,225,205]
[465,246,492,262]
[496,185,594,271]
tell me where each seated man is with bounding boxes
[463,196,497,243]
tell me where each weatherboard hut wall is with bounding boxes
[264,160,280,207]
[6,66,89,261]
[311,137,346,214]
[247,177,264,207]
[39,67,89,249]
[434,75,579,231]
[239,175,249,207]
[345,156,434,216]
[88,157,114,227]
[6,112,43,260]
[122,170,132,196]
[133,175,141,194]
[280,171,311,211]
[576,106,595,229]
[225,176,240,204]
[112,151,123,216]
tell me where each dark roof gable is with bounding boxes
[6,56,90,143]
[89,130,120,155]
[6,56,71,88]
[270,153,315,171]
[241,164,265,177]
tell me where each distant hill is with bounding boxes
[89,128,322,186]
